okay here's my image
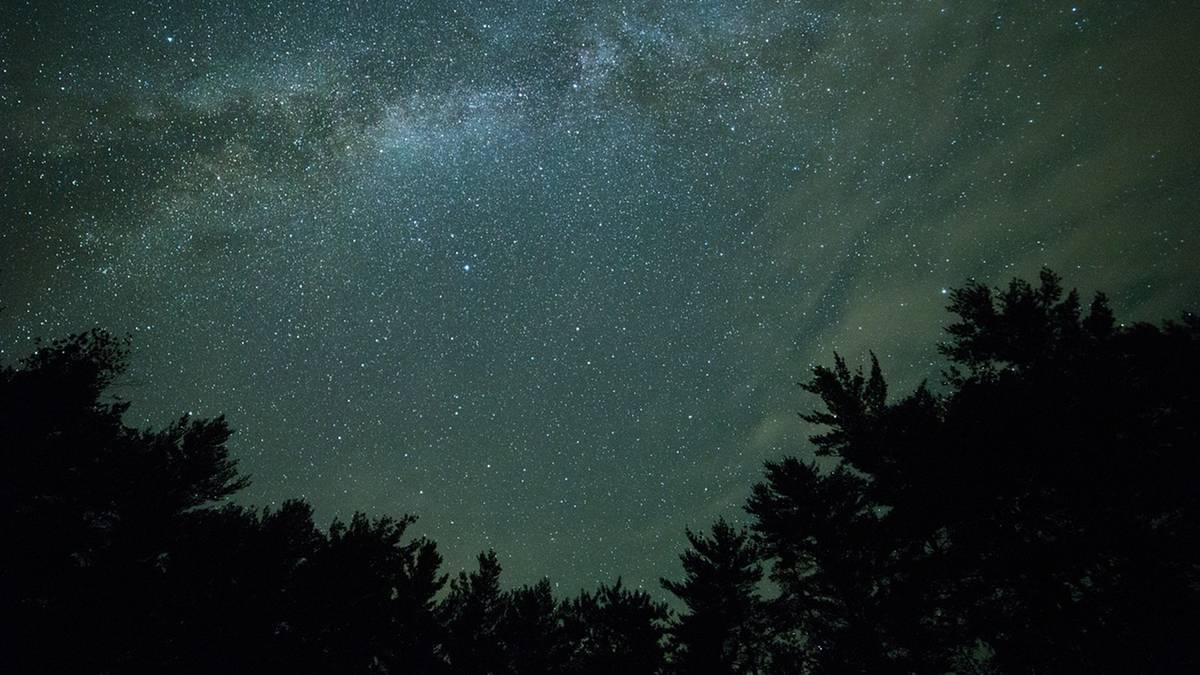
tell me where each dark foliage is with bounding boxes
[2,269,1195,673]
[0,329,669,674]
[747,269,1200,673]
[441,550,506,674]
[661,518,769,674]
[559,578,671,675]
[1,331,249,673]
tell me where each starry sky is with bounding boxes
[2,1,1198,596]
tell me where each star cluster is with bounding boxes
[2,1,1198,593]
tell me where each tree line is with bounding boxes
[2,270,1196,673]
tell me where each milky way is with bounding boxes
[3,1,1198,595]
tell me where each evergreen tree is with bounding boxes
[0,330,249,672]
[661,518,768,675]
[4,270,1195,674]
[441,550,506,674]
[497,579,568,675]
[561,579,671,675]
[747,270,1200,673]
[289,512,446,674]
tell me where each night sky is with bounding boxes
[2,1,1198,596]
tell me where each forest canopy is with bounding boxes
[2,270,1197,673]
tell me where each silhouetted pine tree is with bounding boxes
[497,579,569,674]
[0,330,451,674]
[154,500,323,672]
[0,330,249,672]
[441,550,506,674]
[5,269,1195,674]
[747,270,1200,673]
[560,579,671,675]
[661,518,769,674]
[288,512,446,674]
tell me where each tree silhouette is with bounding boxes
[661,518,769,674]
[441,549,506,674]
[747,270,1200,672]
[560,579,671,675]
[288,512,446,674]
[3,270,1195,673]
[0,330,249,672]
[496,579,568,674]
[155,500,324,672]
[0,330,452,674]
